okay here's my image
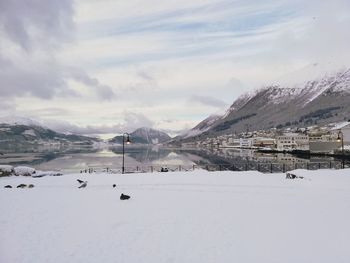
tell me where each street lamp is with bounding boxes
[337,130,344,169]
[122,133,131,174]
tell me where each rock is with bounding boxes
[113,184,116,188]
[286,173,304,179]
[160,167,169,172]
[0,165,14,177]
[286,173,297,179]
[14,166,36,176]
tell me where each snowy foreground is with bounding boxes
[1,169,350,263]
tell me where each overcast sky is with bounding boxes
[0,0,349,137]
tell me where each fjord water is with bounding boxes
[0,145,338,173]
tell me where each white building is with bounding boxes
[239,138,253,148]
[276,133,309,151]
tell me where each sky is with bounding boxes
[0,0,350,138]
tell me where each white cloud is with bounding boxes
[1,0,350,134]
[34,111,154,136]
[0,0,116,101]
[188,95,227,108]
[0,0,74,51]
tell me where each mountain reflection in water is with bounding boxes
[0,145,339,173]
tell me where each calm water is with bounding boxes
[0,145,340,173]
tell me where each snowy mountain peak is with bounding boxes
[225,91,256,114]
[110,127,171,144]
[180,67,350,139]
[180,114,222,139]
[251,68,350,107]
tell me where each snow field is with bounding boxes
[1,169,350,263]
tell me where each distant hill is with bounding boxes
[109,127,171,145]
[176,68,350,142]
[0,122,100,147]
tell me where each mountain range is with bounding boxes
[2,67,349,146]
[0,122,100,147]
[0,118,172,147]
[178,68,350,142]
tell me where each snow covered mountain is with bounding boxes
[0,120,100,148]
[131,127,172,144]
[180,68,350,140]
[109,127,171,145]
[180,115,222,139]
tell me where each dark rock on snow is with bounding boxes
[120,193,130,200]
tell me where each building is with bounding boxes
[239,138,253,148]
[252,137,275,149]
[309,130,339,153]
[276,133,309,151]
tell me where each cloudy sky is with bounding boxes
[0,0,349,137]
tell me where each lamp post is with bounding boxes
[122,133,131,174]
[337,130,344,169]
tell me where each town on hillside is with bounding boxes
[180,121,350,156]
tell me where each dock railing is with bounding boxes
[76,161,349,174]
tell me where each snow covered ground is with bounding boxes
[1,169,350,263]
